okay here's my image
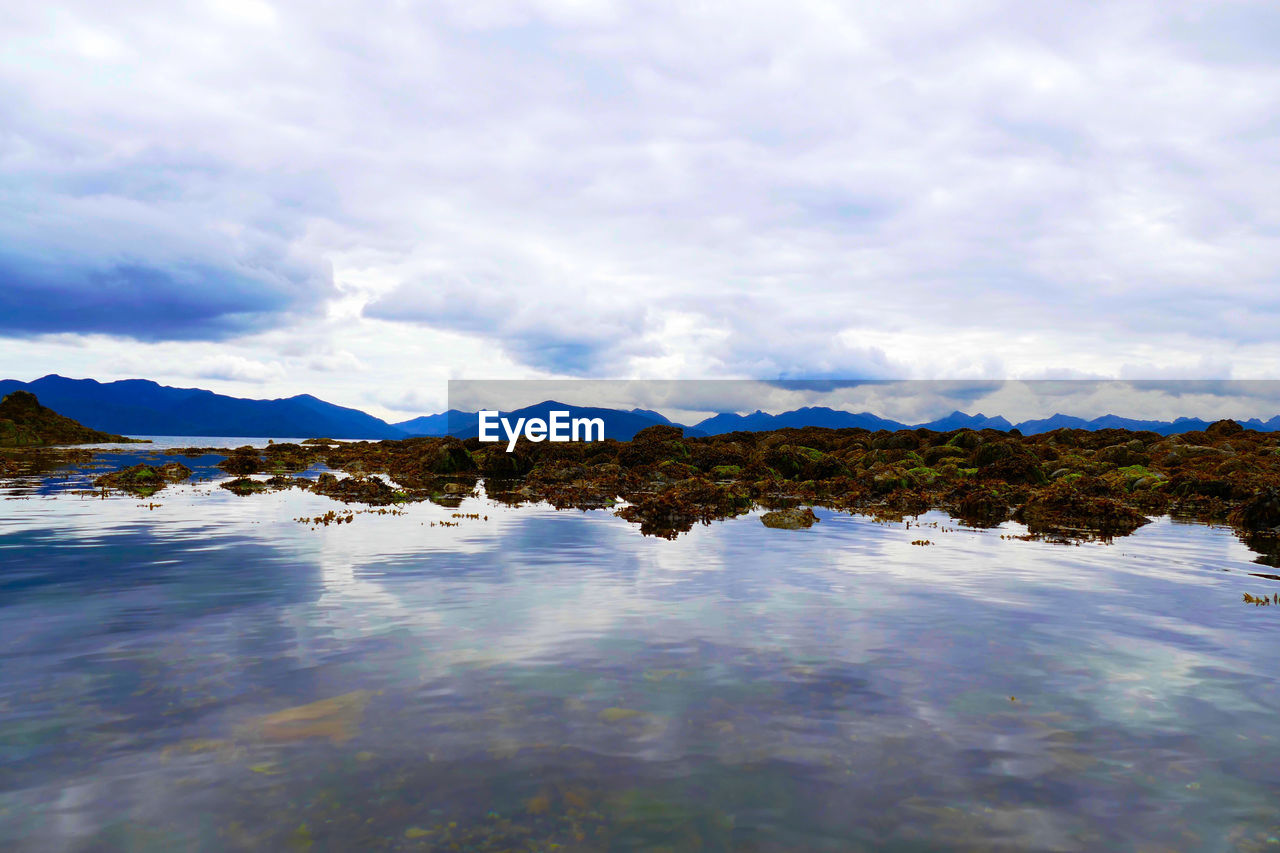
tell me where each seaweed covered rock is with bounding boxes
[952,487,1011,527]
[632,424,684,443]
[1016,478,1150,538]
[618,425,689,469]
[261,442,318,473]
[157,413,1280,549]
[218,447,264,476]
[1166,471,1241,501]
[472,444,535,477]
[95,462,192,496]
[616,479,750,538]
[752,443,848,481]
[922,445,967,466]
[871,431,919,451]
[312,473,407,505]
[982,451,1047,485]
[1206,419,1244,438]
[323,436,475,488]
[760,506,819,529]
[410,436,475,475]
[1230,487,1280,531]
[945,429,984,450]
[1096,443,1150,467]
[220,477,268,496]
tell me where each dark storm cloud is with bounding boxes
[0,252,332,340]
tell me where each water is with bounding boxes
[1,443,1279,851]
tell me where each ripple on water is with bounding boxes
[1,462,1279,851]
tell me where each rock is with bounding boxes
[946,429,984,450]
[312,474,404,505]
[922,445,967,465]
[95,462,191,495]
[871,432,919,451]
[220,477,267,495]
[1016,479,1150,538]
[616,480,751,538]
[761,507,819,529]
[1097,444,1149,466]
[240,690,374,744]
[0,390,140,447]
[955,488,1009,527]
[218,448,263,475]
[632,424,684,443]
[1206,419,1244,437]
[1230,487,1280,531]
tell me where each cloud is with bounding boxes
[0,140,337,339]
[0,252,333,341]
[189,354,286,383]
[365,267,656,375]
[0,10,339,342]
[376,388,448,415]
[2,0,1278,397]
[448,378,1280,424]
[306,350,365,373]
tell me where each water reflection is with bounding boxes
[1,460,1279,851]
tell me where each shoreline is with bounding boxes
[6,419,1280,560]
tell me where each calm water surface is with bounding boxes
[1,443,1278,851]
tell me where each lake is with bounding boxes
[1,442,1278,851]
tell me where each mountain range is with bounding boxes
[439,403,709,441]
[5,374,1280,439]
[0,375,405,439]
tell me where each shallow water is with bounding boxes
[1,446,1279,851]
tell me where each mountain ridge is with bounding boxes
[7,374,1280,439]
[0,375,406,439]
[439,400,708,441]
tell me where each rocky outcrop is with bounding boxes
[760,507,819,529]
[95,462,192,496]
[0,391,140,447]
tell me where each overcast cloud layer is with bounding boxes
[2,0,1278,417]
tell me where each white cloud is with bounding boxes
[1,0,1278,412]
[306,349,364,373]
[190,354,286,383]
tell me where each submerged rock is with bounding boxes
[239,690,375,744]
[761,507,819,529]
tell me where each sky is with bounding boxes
[449,380,1280,426]
[2,0,1279,420]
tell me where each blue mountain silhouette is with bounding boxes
[0,375,405,439]
[441,401,706,441]
[7,375,1280,439]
